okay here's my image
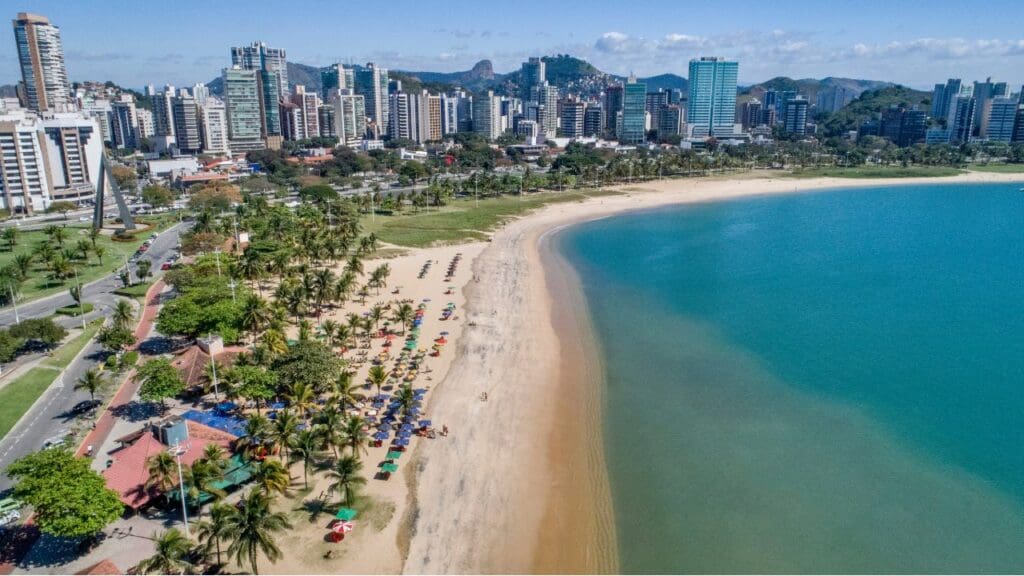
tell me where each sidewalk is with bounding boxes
[74,279,165,459]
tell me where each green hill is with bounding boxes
[820,85,932,136]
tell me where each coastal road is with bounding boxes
[0,223,186,492]
[0,222,187,329]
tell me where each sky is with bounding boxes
[2,0,1023,91]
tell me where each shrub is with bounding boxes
[105,355,118,369]
[121,350,139,367]
[55,303,95,316]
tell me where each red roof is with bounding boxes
[102,421,236,509]
[180,172,229,183]
[171,345,243,389]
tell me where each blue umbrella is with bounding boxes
[400,423,413,431]
[393,439,410,447]
[374,431,389,440]
[419,420,432,427]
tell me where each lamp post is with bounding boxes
[208,335,220,399]
[168,441,191,538]
[72,267,86,330]
[228,279,237,304]
[8,284,19,325]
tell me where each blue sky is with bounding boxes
[3,0,1023,90]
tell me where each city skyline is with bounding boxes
[2,0,1024,90]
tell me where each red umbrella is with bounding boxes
[434,337,447,344]
[333,521,354,534]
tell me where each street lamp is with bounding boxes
[168,441,191,538]
[72,267,86,331]
[227,279,237,304]
[8,284,20,325]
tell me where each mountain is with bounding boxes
[206,61,324,96]
[637,74,687,92]
[820,85,932,137]
[741,76,894,104]
[400,60,499,92]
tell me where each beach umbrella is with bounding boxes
[400,423,414,431]
[381,463,399,473]
[335,508,358,521]
[439,331,449,336]
[373,431,389,440]
[419,420,432,427]
[386,451,403,460]
[392,439,410,447]
[332,521,354,534]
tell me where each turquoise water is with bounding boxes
[556,183,1024,574]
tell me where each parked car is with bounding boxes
[161,262,172,270]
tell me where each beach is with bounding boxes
[268,170,1024,574]
[401,169,1024,574]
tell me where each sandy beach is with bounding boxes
[399,170,1024,574]
[251,170,1024,575]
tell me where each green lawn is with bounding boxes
[966,164,1024,173]
[0,218,175,304]
[788,166,964,179]
[112,280,155,299]
[0,367,60,440]
[361,189,622,248]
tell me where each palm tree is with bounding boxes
[328,455,366,507]
[368,264,390,295]
[113,299,134,330]
[251,459,291,496]
[270,408,299,463]
[145,452,178,494]
[285,382,316,421]
[137,528,193,575]
[394,383,419,421]
[391,302,414,335]
[74,368,105,401]
[289,427,322,489]
[185,458,227,519]
[342,416,369,458]
[332,371,363,413]
[367,365,388,398]
[224,489,292,575]
[241,295,273,343]
[236,414,271,460]
[2,227,18,251]
[312,268,335,321]
[13,253,32,277]
[314,405,345,458]
[344,254,364,278]
[196,502,233,568]
[367,302,387,332]
[331,323,352,355]
[261,328,288,358]
[203,443,228,470]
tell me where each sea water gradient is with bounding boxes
[556,183,1024,574]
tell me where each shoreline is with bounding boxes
[403,170,1024,574]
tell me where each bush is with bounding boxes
[55,303,95,316]
[9,318,67,347]
[105,355,118,369]
[111,231,136,242]
[121,350,139,367]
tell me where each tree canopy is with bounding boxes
[137,358,185,404]
[6,448,123,538]
[272,340,342,394]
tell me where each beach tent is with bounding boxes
[386,451,403,460]
[335,508,357,521]
[381,463,399,473]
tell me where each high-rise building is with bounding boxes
[472,91,502,140]
[520,57,546,101]
[0,109,101,214]
[192,83,210,106]
[199,98,229,155]
[530,83,559,138]
[135,108,154,139]
[152,87,176,138]
[620,77,647,144]
[80,99,113,143]
[258,70,282,140]
[741,99,762,130]
[279,101,304,141]
[687,57,739,137]
[331,90,366,145]
[604,85,624,133]
[292,85,320,140]
[560,99,585,139]
[172,94,201,154]
[950,96,976,143]
[231,41,289,98]
[427,94,442,141]
[1013,106,1024,143]
[321,64,351,99]
[973,78,1009,137]
[932,78,961,123]
[658,104,683,139]
[646,90,670,132]
[583,103,604,137]
[355,63,389,137]
[816,85,857,113]
[222,67,264,152]
[986,97,1019,142]
[309,106,329,140]
[12,13,71,113]
[39,113,102,205]
[110,99,137,150]
[899,110,927,146]
[783,96,809,135]
[515,119,538,141]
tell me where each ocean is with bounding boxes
[555,183,1024,573]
